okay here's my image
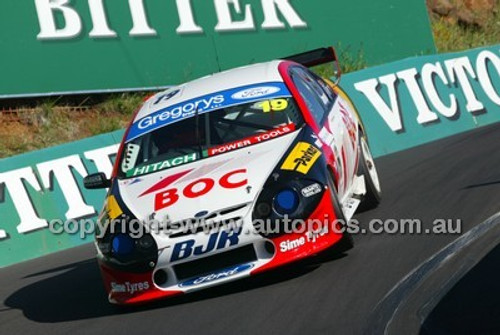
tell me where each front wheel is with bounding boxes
[325,170,353,253]
[358,135,381,211]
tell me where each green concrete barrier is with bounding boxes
[343,45,500,157]
[1,45,499,267]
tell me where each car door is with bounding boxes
[290,66,357,201]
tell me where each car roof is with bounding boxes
[135,60,285,121]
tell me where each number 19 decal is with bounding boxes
[257,99,289,113]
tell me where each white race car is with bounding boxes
[84,47,381,305]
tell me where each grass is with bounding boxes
[312,46,367,79]
[0,93,148,158]
[1,9,499,159]
[97,93,147,115]
[431,10,500,52]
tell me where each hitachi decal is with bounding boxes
[126,153,198,177]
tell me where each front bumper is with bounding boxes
[98,189,344,305]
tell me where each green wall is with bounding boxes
[0,0,435,98]
[2,45,499,268]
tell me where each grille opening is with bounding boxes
[173,244,257,281]
[219,204,248,216]
[205,213,218,220]
[169,217,243,238]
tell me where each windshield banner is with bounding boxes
[126,82,292,142]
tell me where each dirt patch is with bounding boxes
[428,0,499,27]
[0,93,147,158]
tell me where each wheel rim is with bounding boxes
[361,138,381,193]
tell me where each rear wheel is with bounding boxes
[358,135,381,211]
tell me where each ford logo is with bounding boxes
[194,210,209,218]
[179,263,254,287]
[231,86,281,100]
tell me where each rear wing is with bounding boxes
[283,47,342,84]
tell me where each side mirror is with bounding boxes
[84,172,111,189]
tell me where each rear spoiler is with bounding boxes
[283,47,342,84]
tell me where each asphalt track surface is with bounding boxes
[1,124,500,335]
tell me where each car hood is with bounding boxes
[117,131,299,223]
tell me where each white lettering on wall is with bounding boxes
[37,156,96,220]
[35,0,307,38]
[128,0,157,36]
[84,144,119,178]
[0,167,48,234]
[421,62,458,118]
[354,74,403,132]
[35,0,82,40]
[476,50,500,106]
[397,68,439,125]
[215,0,255,32]
[444,57,484,113]
[261,0,307,29]
[354,50,500,131]
[176,0,203,34]
[88,0,117,38]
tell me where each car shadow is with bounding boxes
[4,252,348,323]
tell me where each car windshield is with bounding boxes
[118,97,303,179]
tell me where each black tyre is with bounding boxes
[325,170,353,253]
[358,135,381,211]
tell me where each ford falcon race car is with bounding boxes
[84,47,381,305]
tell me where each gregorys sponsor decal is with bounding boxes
[127,82,291,142]
[207,123,296,156]
[126,153,198,177]
[179,263,253,287]
[135,95,225,135]
[281,142,321,174]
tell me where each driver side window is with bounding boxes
[290,67,329,125]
